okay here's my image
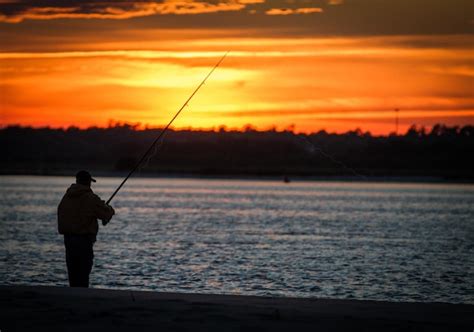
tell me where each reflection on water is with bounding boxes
[1,176,473,303]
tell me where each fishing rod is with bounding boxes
[106,51,229,205]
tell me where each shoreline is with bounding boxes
[1,285,473,331]
[1,172,474,185]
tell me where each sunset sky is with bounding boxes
[0,0,473,134]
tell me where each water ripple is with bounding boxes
[1,176,473,304]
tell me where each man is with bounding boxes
[58,170,115,287]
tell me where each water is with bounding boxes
[1,176,473,304]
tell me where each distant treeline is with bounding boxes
[1,124,473,179]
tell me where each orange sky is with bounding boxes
[0,0,473,135]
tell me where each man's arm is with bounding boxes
[91,194,115,225]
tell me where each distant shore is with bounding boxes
[3,124,473,185]
[1,285,473,331]
[1,171,474,184]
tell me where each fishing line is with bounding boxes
[140,129,167,172]
[297,134,367,180]
[106,51,229,205]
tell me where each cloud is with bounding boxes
[0,0,264,23]
[265,7,323,15]
[0,0,472,37]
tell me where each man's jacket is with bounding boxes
[58,184,114,239]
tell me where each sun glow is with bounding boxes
[1,34,473,134]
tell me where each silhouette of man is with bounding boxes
[57,170,115,287]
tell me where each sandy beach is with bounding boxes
[1,285,472,331]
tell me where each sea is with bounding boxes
[1,175,473,304]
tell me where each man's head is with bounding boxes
[75,170,96,187]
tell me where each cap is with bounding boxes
[76,170,96,183]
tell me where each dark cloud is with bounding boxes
[0,0,472,36]
[0,0,259,22]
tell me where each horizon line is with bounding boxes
[1,122,470,137]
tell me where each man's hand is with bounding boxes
[102,205,115,226]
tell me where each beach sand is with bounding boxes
[1,285,472,331]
